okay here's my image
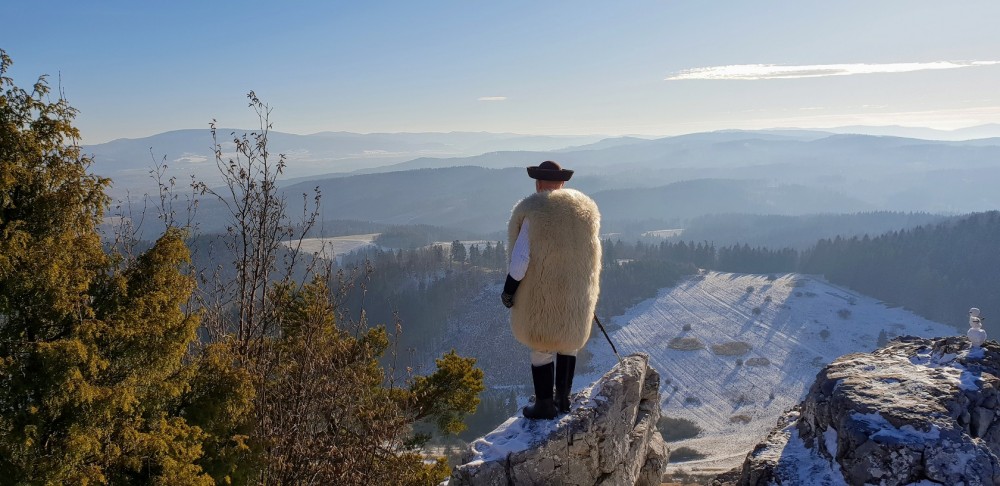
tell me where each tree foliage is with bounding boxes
[800,211,1000,333]
[191,93,483,484]
[450,240,466,264]
[0,49,226,484]
[253,280,481,484]
[0,50,483,485]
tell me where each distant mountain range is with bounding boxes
[788,123,1000,141]
[86,124,1000,197]
[86,130,606,197]
[91,125,1000,239]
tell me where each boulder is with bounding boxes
[730,336,1000,485]
[449,353,668,485]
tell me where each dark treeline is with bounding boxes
[601,238,797,276]
[800,211,1000,333]
[672,211,948,250]
[338,241,509,357]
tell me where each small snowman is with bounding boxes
[968,307,987,348]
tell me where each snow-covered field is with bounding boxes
[430,240,498,248]
[577,271,958,475]
[641,228,685,238]
[282,234,379,260]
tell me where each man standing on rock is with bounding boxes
[502,160,602,419]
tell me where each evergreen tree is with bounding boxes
[468,244,481,267]
[493,241,506,269]
[483,241,494,268]
[877,329,889,348]
[450,240,466,264]
[258,279,482,483]
[0,49,233,484]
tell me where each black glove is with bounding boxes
[501,274,520,308]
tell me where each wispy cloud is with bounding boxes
[666,61,1000,81]
[478,96,507,101]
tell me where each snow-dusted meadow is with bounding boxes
[577,271,959,475]
[282,234,379,260]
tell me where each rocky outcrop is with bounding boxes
[731,336,1000,486]
[449,353,668,486]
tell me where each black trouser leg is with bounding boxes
[523,362,557,420]
[555,354,576,413]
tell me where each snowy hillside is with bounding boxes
[576,271,959,475]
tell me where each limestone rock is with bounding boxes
[449,353,668,486]
[732,336,1000,485]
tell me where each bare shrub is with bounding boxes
[684,396,702,406]
[838,308,852,319]
[711,341,752,356]
[764,295,772,303]
[658,416,703,442]
[669,337,706,351]
[751,307,762,315]
[746,357,771,367]
[670,446,707,462]
[746,286,755,293]
[682,322,692,331]
[730,414,752,424]
[191,94,482,484]
[820,329,831,341]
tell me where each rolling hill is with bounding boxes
[419,271,958,475]
[267,172,868,235]
[577,272,957,475]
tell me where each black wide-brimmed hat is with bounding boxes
[527,160,574,181]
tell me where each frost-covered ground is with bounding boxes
[641,229,684,238]
[576,271,958,475]
[282,234,379,260]
[464,379,607,467]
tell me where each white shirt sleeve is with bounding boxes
[508,218,530,281]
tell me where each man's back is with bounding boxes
[507,188,602,354]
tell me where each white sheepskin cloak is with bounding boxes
[507,188,602,354]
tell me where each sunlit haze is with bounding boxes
[5,1,1000,143]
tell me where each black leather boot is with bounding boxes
[555,354,576,413]
[523,362,557,420]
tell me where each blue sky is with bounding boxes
[5,1,1000,143]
